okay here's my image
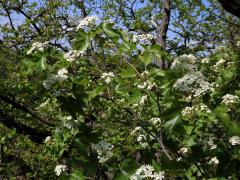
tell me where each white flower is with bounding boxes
[101,72,115,84]
[141,71,149,76]
[149,117,161,128]
[178,147,188,154]
[105,77,112,84]
[195,104,211,114]
[139,95,148,105]
[237,41,240,46]
[131,127,149,148]
[201,58,209,64]
[64,50,81,62]
[222,94,239,106]
[137,80,156,90]
[181,106,195,118]
[214,58,226,67]
[66,116,72,120]
[213,58,226,71]
[95,141,114,163]
[132,34,154,45]
[54,164,67,176]
[64,122,73,130]
[27,41,48,55]
[207,139,217,150]
[209,157,219,165]
[44,136,51,143]
[76,16,98,30]
[173,71,214,98]
[57,68,68,79]
[131,165,164,180]
[229,136,240,145]
[171,54,197,71]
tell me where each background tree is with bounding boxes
[0,0,240,179]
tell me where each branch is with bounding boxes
[0,94,55,126]
[0,109,51,143]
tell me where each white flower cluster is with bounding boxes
[76,16,98,30]
[195,103,211,114]
[213,58,226,71]
[101,72,115,84]
[64,50,81,62]
[139,95,148,105]
[57,68,68,79]
[141,71,149,76]
[182,103,211,119]
[178,147,188,154]
[194,81,214,98]
[149,117,161,129]
[133,95,148,108]
[130,165,165,180]
[133,34,154,45]
[137,80,156,90]
[221,94,239,107]
[131,127,150,148]
[95,141,114,163]
[27,41,48,55]
[173,72,214,98]
[62,115,79,134]
[201,57,210,64]
[207,138,217,150]
[229,136,240,145]
[209,157,219,165]
[54,164,67,176]
[63,116,73,129]
[171,54,197,71]
[237,41,240,46]
[181,106,195,119]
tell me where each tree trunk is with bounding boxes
[157,0,171,50]
[218,0,240,18]
[156,0,171,69]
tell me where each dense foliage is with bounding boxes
[1,0,240,179]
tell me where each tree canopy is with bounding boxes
[0,0,240,179]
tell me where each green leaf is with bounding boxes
[114,158,138,180]
[73,33,90,52]
[103,22,120,37]
[128,90,142,104]
[70,170,85,180]
[120,68,136,78]
[139,52,153,65]
[184,126,193,135]
[115,83,130,95]
[40,56,46,70]
[214,106,240,135]
[88,86,104,100]
[164,115,180,133]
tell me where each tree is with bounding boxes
[0,0,240,179]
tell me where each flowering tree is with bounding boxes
[0,0,240,179]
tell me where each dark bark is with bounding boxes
[156,0,171,69]
[0,109,51,143]
[218,0,240,18]
[157,0,171,50]
[75,0,87,18]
